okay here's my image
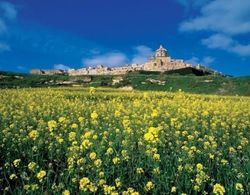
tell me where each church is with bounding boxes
[143,45,191,71]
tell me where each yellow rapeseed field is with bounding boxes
[0,87,249,194]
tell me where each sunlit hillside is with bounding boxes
[0,71,249,96]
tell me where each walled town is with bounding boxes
[31,45,216,76]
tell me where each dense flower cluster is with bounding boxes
[0,87,249,194]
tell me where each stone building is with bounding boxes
[30,69,45,75]
[30,44,217,76]
[30,69,66,75]
[143,45,190,71]
[44,69,66,75]
[68,68,88,76]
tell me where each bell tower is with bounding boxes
[155,45,168,58]
[143,44,172,71]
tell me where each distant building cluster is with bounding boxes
[30,45,216,76]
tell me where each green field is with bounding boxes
[0,70,249,96]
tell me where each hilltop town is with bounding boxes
[1,45,248,95]
[31,45,219,76]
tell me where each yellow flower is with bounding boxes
[144,132,154,142]
[99,179,106,186]
[83,131,92,139]
[48,120,57,131]
[81,139,92,149]
[89,87,96,94]
[213,183,225,195]
[68,132,76,141]
[9,173,17,180]
[94,159,102,167]
[91,111,98,120]
[78,116,84,123]
[193,185,200,191]
[153,167,160,174]
[114,110,121,117]
[209,153,215,159]
[56,136,64,143]
[178,165,183,172]
[187,135,194,140]
[106,147,114,155]
[121,149,128,157]
[122,187,139,195]
[62,190,70,195]
[28,162,37,171]
[71,123,78,129]
[77,158,85,165]
[151,109,158,117]
[13,159,21,167]
[37,170,46,180]
[148,126,159,134]
[99,171,105,177]
[136,168,144,174]
[79,177,90,190]
[235,183,244,192]
[196,163,203,171]
[58,117,66,123]
[145,181,154,191]
[89,152,97,160]
[144,127,160,143]
[29,130,39,140]
[153,153,160,160]
[112,157,120,165]
[171,186,176,193]
[221,159,228,165]
[229,147,236,154]
[103,185,116,194]
[115,178,122,187]
[88,183,98,192]
[31,184,39,191]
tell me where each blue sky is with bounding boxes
[0,0,250,76]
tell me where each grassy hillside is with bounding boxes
[0,70,249,96]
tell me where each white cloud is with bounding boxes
[132,45,153,64]
[0,2,17,51]
[231,44,250,57]
[180,0,250,35]
[202,34,250,56]
[177,0,209,10]
[54,64,71,70]
[179,0,250,57]
[82,46,154,67]
[202,56,215,65]
[82,52,128,67]
[0,1,17,20]
[186,57,200,64]
[186,56,215,66]
[0,42,10,52]
[201,34,234,49]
